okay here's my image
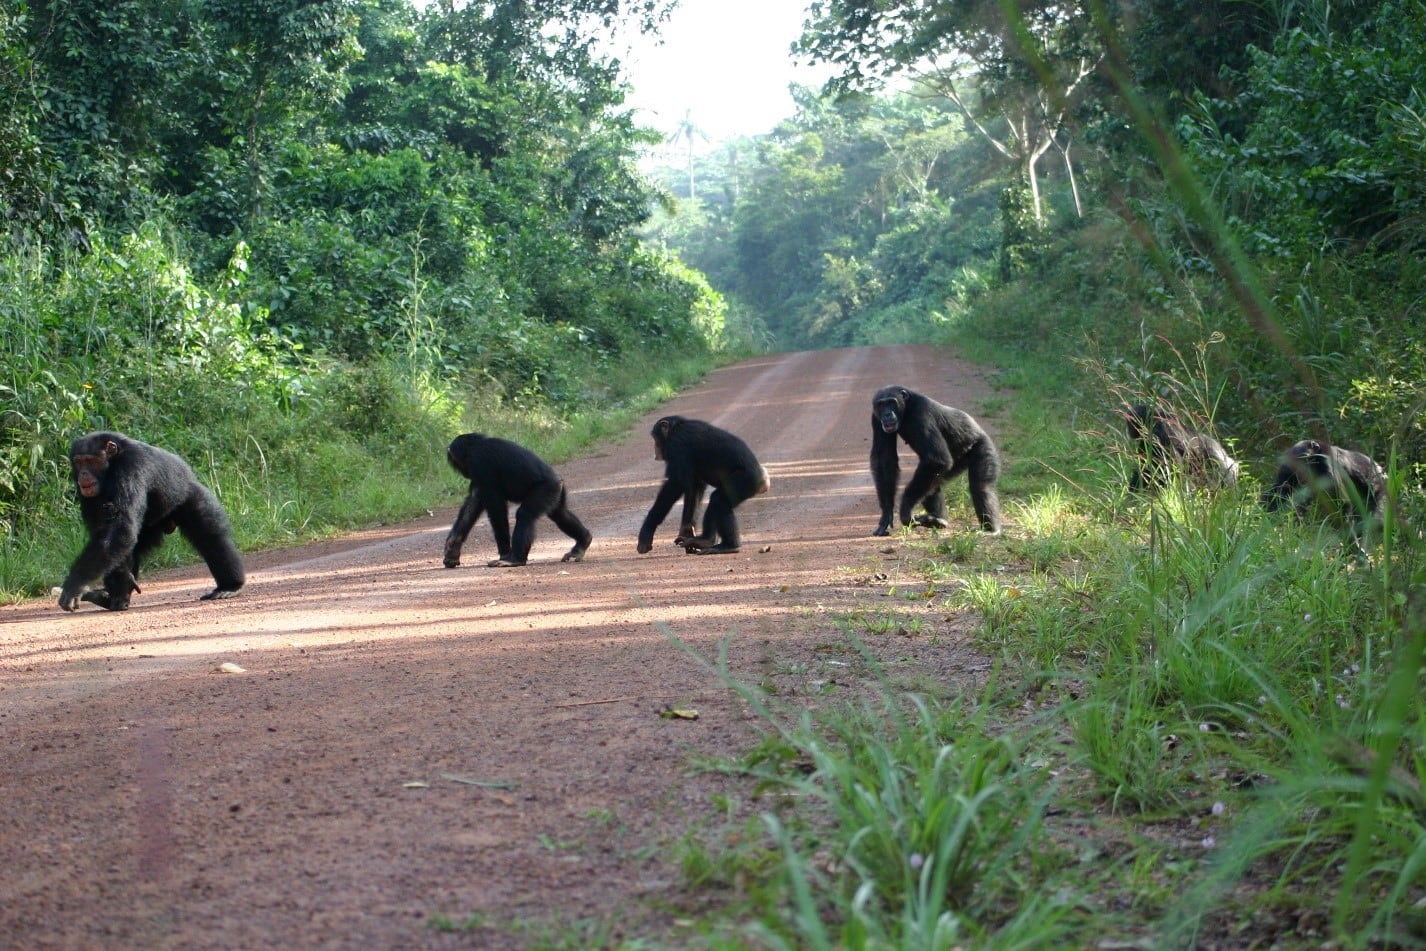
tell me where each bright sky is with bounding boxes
[616,0,836,150]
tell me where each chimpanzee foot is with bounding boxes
[685,539,740,555]
[911,514,950,529]
[200,586,242,601]
[560,545,588,563]
[80,589,132,611]
[487,558,528,568]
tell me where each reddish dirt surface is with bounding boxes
[0,345,1001,949]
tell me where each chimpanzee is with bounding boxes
[1122,403,1240,491]
[1262,439,1386,543]
[443,433,593,568]
[871,386,1001,536]
[637,416,770,556]
[58,431,246,611]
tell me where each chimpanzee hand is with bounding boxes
[58,582,84,612]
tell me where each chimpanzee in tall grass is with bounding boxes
[1122,403,1240,492]
[1262,439,1386,546]
[870,386,1001,536]
[58,431,246,611]
[637,416,769,555]
[443,433,593,568]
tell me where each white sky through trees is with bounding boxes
[617,0,834,151]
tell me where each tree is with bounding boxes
[199,0,361,225]
[667,109,709,199]
[799,0,1102,224]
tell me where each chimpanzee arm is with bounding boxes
[870,426,900,536]
[638,479,685,553]
[59,509,141,611]
[443,487,486,568]
[676,482,706,544]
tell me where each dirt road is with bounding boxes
[0,345,999,949]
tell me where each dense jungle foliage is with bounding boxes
[644,0,1426,479]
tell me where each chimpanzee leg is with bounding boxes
[169,489,245,600]
[898,461,949,528]
[444,488,487,568]
[491,481,562,567]
[684,489,741,554]
[675,483,706,546]
[486,500,513,563]
[547,487,593,563]
[967,442,1003,533]
[913,486,950,528]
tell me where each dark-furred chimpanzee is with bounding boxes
[638,416,769,556]
[58,431,246,611]
[871,386,1001,536]
[443,433,593,568]
[1262,439,1386,543]
[1122,403,1240,491]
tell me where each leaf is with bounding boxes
[439,773,519,789]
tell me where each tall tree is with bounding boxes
[799,0,1102,223]
[199,0,360,225]
[667,109,709,199]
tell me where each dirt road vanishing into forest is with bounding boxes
[1,345,1003,949]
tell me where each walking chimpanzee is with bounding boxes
[443,433,593,568]
[637,416,769,556]
[58,431,245,611]
[1122,403,1240,491]
[870,385,1002,536]
[1262,438,1386,545]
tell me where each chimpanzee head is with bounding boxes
[872,387,908,434]
[651,416,684,461]
[70,435,120,498]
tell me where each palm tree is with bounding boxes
[666,109,708,200]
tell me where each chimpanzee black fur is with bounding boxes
[443,433,593,568]
[1122,403,1240,491]
[871,386,1001,535]
[1262,439,1385,543]
[59,431,245,611]
[638,416,769,556]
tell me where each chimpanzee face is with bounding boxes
[71,439,119,498]
[875,395,904,434]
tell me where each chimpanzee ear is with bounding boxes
[103,440,120,458]
[657,419,673,439]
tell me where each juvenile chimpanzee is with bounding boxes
[871,386,1001,536]
[638,416,769,556]
[443,433,593,568]
[1262,439,1386,543]
[1122,403,1240,491]
[58,431,245,611]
